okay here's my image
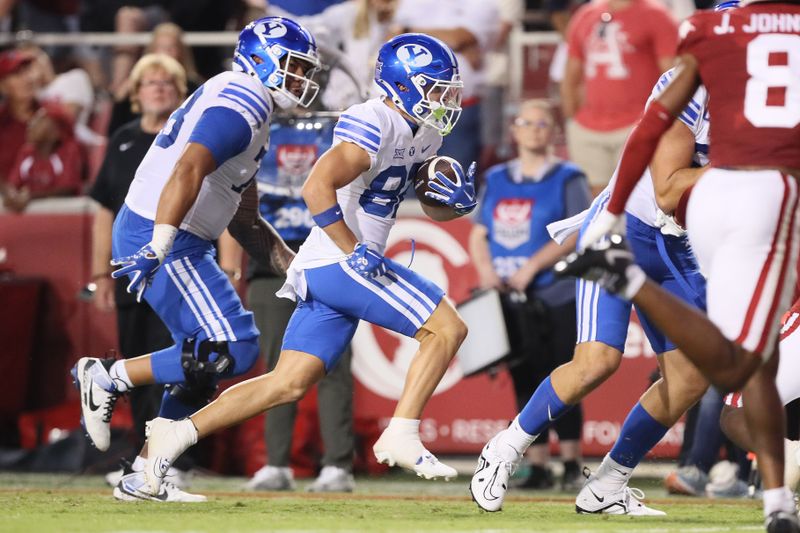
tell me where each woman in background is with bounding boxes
[469,99,590,490]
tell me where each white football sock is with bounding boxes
[131,455,146,472]
[594,455,633,492]
[763,486,795,517]
[109,361,133,392]
[384,417,420,437]
[498,417,536,462]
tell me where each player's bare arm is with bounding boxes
[302,141,370,255]
[153,142,217,228]
[560,57,583,119]
[649,118,704,214]
[227,182,295,275]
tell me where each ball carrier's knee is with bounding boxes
[417,300,469,359]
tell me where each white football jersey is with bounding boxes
[603,68,710,227]
[124,71,273,240]
[279,97,443,300]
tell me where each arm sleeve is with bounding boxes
[564,173,592,217]
[649,69,705,134]
[607,100,675,214]
[188,106,252,167]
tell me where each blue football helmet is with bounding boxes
[714,0,739,10]
[233,16,321,109]
[375,33,463,135]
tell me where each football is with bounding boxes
[413,155,462,207]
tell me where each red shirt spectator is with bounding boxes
[566,0,677,132]
[5,104,82,210]
[0,50,38,182]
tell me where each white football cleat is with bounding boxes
[144,418,198,496]
[106,462,192,488]
[245,466,296,491]
[469,433,521,512]
[373,431,457,481]
[576,469,666,516]
[113,471,206,502]
[71,357,120,452]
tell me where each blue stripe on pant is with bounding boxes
[282,257,445,371]
[112,205,259,385]
[575,207,706,354]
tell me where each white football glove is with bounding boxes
[578,208,626,251]
[655,209,686,237]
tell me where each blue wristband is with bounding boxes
[312,203,344,228]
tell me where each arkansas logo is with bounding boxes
[493,198,533,249]
[276,144,317,181]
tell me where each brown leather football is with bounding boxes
[413,155,461,206]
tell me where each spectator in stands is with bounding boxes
[108,22,202,135]
[391,0,499,169]
[480,0,524,169]
[0,49,38,187]
[469,99,590,490]
[301,0,399,110]
[22,45,102,147]
[3,102,83,212]
[88,53,187,485]
[561,0,677,196]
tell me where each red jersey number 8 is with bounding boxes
[744,34,800,128]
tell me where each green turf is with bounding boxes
[0,473,764,532]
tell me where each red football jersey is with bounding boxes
[677,2,800,169]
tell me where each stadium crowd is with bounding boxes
[1,0,796,524]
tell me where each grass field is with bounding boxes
[0,472,765,532]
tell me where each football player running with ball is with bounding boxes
[72,17,320,501]
[140,33,478,496]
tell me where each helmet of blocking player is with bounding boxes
[374,33,463,136]
[714,0,739,10]
[233,16,321,109]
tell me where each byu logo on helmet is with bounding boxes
[397,45,432,68]
[253,20,288,44]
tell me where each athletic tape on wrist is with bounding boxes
[151,224,178,260]
[313,203,344,228]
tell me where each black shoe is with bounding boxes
[561,461,583,492]
[554,234,643,299]
[518,465,555,490]
[766,511,800,533]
